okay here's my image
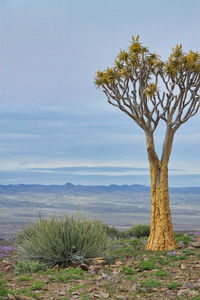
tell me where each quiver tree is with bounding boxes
[95,36,200,251]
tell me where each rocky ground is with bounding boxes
[0,233,200,300]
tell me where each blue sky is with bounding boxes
[0,0,200,186]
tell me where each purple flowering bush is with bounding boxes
[0,246,17,259]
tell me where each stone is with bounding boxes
[114,260,123,266]
[180,264,187,270]
[88,265,102,273]
[58,291,66,296]
[72,291,79,295]
[16,296,36,300]
[51,264,59,270]
[89,257,106,266]
[7,295,17,300]
[1,260,13,272]
[191,241,200,248]
[191,290,199,296]
[100,292,109,299]
[93,293,101,298]
[80,263,89,271]
[130,285,137,292]
[125,260,133,267]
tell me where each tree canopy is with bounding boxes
[95,36,200,135]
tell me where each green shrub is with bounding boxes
[125,224,150,238]
[154,270,169,277]
[0,279,9,297]
[31,280,46,291]
[18,275,32,281]
[137,259,156,270]
[15,260,46,274]
[15,288,40,298]
[139,278,162,292]
[175,233,192,245]
[16,215,108,267]
[121,265,138,275]
[56,268,84,283]
[167,281,182,290]
[102,224,124,239]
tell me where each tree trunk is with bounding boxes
[145,131,177,251]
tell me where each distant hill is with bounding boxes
[0,182,200,194]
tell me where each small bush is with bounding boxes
[16,215,108,267]
[56,268,84,283]
[0,279,8,297]
[139,278,162,292]
[102,224,124,239]
[167,281,182,290]
[124,224,150,238]
[18,275,32,281]
[15,288,40,298]
[154,270,169,277]
[175,233,192,245]
[15,260,46,274]
[31,280,46,291]
[137,259,156,270]
[121,265,138,275]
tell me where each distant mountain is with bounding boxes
[0,182,200,194]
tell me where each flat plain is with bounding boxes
[0,183,199,240]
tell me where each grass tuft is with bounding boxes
[15,260,46,274]
[124,224,150,238]
[16,215,108,267]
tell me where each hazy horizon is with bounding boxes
[0,167,200,187]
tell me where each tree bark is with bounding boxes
[145,131,177,251]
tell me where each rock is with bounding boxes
[58,291,66,296]
[114,260,123,267]
[191,290,199,296]
[7,294,17,300]
[80,263,89,271]
[125,260,133,267]
[177,289,190,296]
[16,296,36,300]
[93,293,101,298]
[100,292,109,299]
[180,264,187,270]
[130,285,137,292]
[70,262,80,268]
[114,261,123,266]
[89,257,106,266]
[2,260,11,264]
[88,265,102,273]
[51,264,59,270]
[1,260,14,272]
[191,241,200,248]
[87,287,96,293]
[4,264,13,271]
[194,264,200,268]
[187,246,195,250]
[72,291,79,295]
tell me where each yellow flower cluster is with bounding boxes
[94,37,200,88]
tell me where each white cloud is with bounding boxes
[0,158,149,171]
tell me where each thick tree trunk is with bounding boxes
[145,162,177,250]
[145,131,177,251]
